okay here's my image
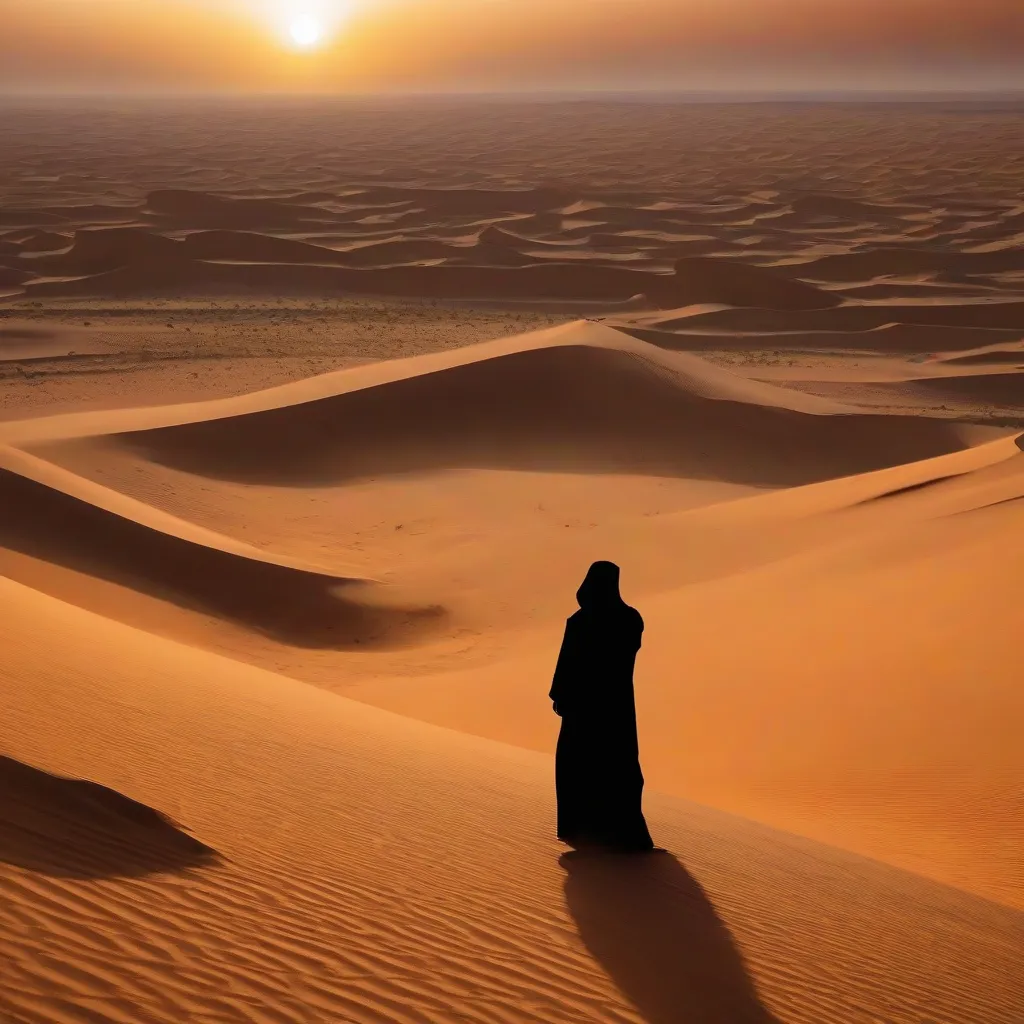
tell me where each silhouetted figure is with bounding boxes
[550,561,654,851]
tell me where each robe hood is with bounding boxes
[576,560,623,610]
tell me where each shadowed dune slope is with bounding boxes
[670,257,839,310]
[146,188,337,228]
[18,227,187,276]
[16,231,842,308]
[610,316,1024,355]
[904,369,1024,406]
[780,246,1024,281]
[21,326,974,489]
[0,446,361,577]
[790,368,1024,412]
[354,185,576,214]
[0,321,839,442]
[937,347,1024,366]
[0,451,441,650]
[0,755,217,880]
[178,229,354,264]
[0,266,33,287]
[177,230,536,269]
[2,575,1022,1024]
[651,302,1024,335]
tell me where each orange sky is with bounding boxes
[1,0,1022,93]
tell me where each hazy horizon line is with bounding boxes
[3,86,1024,104]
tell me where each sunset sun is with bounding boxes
[288,14,323,49]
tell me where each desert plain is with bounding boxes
[1,98,1023,1023]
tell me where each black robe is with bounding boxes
[549,601,654,851]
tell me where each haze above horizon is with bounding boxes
[2,0,1022,95]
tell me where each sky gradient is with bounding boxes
[2,0,1022,94]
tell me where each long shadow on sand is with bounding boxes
[0,755,219,880]
[561,849,780,1024]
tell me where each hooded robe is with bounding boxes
[549,561,654,851]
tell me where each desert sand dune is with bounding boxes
[3,99,1024,1023]
[3,323,975,487]
[8,229,72,253]
[30,204,141,225]
[354,184,576,214]
[670,257,840,309]
[178,228,360,265]
[0,754,217,880]
[17,249,843,308]
[782,246,1024,281]
[647,301,1024,335]
[873,368,1024,408]
[0,445,359,576]
[3,576,1022,1024]
[937,346,1024,366]
[178,229,519,268]
[0,321,831,439]
[479,223,588,248]
[0,444,456,656]
[614,320,1024,355]
[147,188,339,229]
[0,329,987,672]
[619,236,732,257]
[0,266,33,287]
[35,339,971,489]
[0,208,65,226]
[0,460,442,651]
[790,193,917,220]
[18,226,188,277]
[829,281,1013,303]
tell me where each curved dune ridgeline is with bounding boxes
[74,335,969,488]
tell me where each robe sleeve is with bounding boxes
[549,616,581,716]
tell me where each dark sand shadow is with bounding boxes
[103,344,967,489]
[0,467,445,650]
[0,755,219,880]
[561,849,780,1024]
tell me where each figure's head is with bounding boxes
[576,560,622,609]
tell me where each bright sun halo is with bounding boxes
[288,14,322,48]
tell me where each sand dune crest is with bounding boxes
[14,324,978,492]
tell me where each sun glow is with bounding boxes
[261,1,353,53]
[288,14,323,48]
